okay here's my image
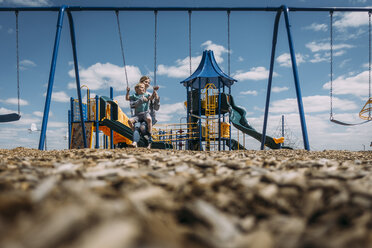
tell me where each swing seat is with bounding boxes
[359,97,372,120]
[0,113,21,123]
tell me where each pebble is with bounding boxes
[0,148,371,248]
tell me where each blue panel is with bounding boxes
[73,101,87,122]
[181,50,237,89]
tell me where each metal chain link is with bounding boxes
[15,10,20,115]
[154,10,158,86]
[115,11,129,88]
[188,10,193,115]
[227,10,231,76]
[188,10,192,76]
[330,11,334,120]
[369,11,371,119]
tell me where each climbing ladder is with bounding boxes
[203,83,218,151]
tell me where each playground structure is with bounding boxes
[68,51,285,151]
[1,5,372,151]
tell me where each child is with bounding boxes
[138,76,160,125]
[126,83,153,141]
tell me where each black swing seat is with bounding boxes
[330,118,371,126]
[0,113,21,123]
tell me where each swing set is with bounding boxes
[0,11,21,123]
[329,11,372,126]
[1,5,371,151]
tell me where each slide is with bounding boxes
[226,138,247,150]
[221,93,282,149]
[100,119,148,147]
[100,115,173,149]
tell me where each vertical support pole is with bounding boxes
[282,5,310,151]
[68,110,71,149]
[38,6,66,150]
[110,87,114,149]
[223,85,226,150]
[67,10,87,148]
[70,97,74,123]
[186,86,190,150]
[261,9,282,150]
[95,95,99,149]
[198,78,202,151]
[281,114,285,148]
[218,78,221,151]
[229,86,232,151]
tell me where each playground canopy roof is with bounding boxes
[180,50,237,89]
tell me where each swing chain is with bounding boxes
[154,10,158,86]
[188,10,192,76]
[369,11,371,119]
[188,10,193,117]
[330,11,334,120]
[15,10,20,116]
[115,10,129,88]
[227,10,231,76]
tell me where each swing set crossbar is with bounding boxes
[0,6,372,12]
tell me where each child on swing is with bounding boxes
[126,82,153,138]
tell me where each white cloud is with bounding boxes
[19,59,36,67]
[201,40,228,63]
[323,70,371,97]
[33,111,52,117]
[309,53,328,63]
[238,56,244,62]
[157,41,227,79]
[233,67,277,81]
[48,121,66,128]
[272,86,289,93]
[270,95,358,113]
[0,107,14,114]
[156,102,186,123]
[334,12,370,29]
[305,41,353,52]
[240,90,258,96]
[43,91,69,103]
[68,63,142,91]
[276,53,306,67]
[115,94,130,109]
[304,23,327,32]
[1,97,28,106]
[4,0,51,6]
[158,56,201,78]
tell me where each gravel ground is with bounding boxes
[0,147,372,248]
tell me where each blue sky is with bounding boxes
[0,0,371,151]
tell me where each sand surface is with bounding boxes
[0,147,372,248]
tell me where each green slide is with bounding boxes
[100,119,173,149]
[100,119,148,147]
[226,138,247,150]
[221,94,281,149]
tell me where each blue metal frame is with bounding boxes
[110,87,114,149]
[218,78,221,151]
[68,110,71,149]
[67,10,87,148]
[261,9,282,150]
[283,5,310,150]
[4,5,369,150]
[38,6,66,150]
[198,78,202,151]
[2,7,372,12]
[95,95,99,149]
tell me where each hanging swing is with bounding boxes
[329,11,372,126]
[0,11,21,123]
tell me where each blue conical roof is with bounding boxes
[180,50,237,89]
